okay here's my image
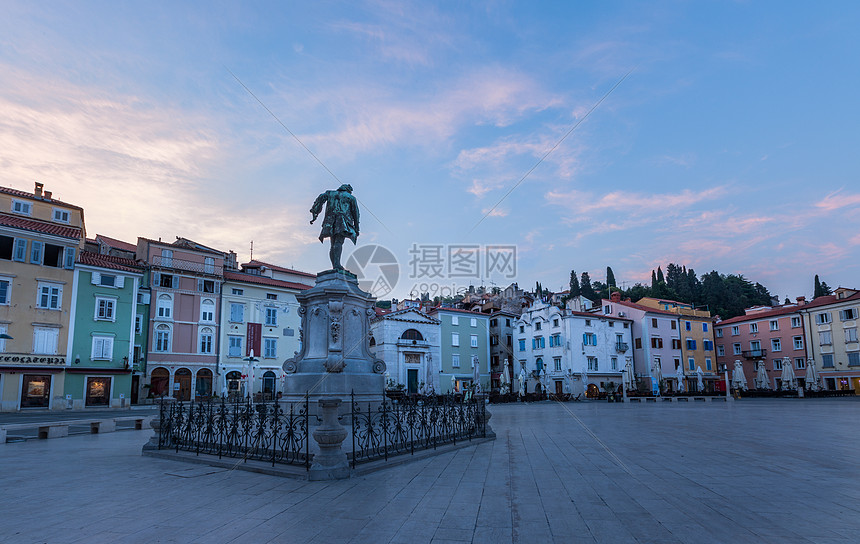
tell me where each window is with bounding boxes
[265,307,278,327]
[161,249,173,267]
[769,320,779,331]
[99,274,116,287]
[228,336,243,357]
[733,343,742,355]
[452,332,459,346]
[0,277,10,305]
[795,358,806,369]
[33,327,59,354]
[451,315,459,326]
[230,303,245,323]
[717,345,725,356]
[53,208,70,223]
[13,239,27,262]
[815,312,831,325]
[611,357,618,370]
[840,308,858,321]
[702,322,709,332]
[518,339,525,351]
[686,339,697,350]
[135,314,143,334]
[64,247,75,269]
[715,328,723,338]
[670,321,677,330]
[37,282,62,309]
[519,325,524,333]
[200,299,215,322]
[197,279,215,293]
[669,338,679,350]
[156,294,173,319]
[750,340,761,351]
[232,288,244,296]
[849,353,860,367]
[0,324,7,352]
[159,274,173,288]
[582,333,596,346]
[490,318,497,327]
[688,358,695,371]
[553,318,559,327]
[749,323,759,333]
[470,318,477,327]
[819,331,832,345]
[634,338,642,349]
[549,333,561,347]
[585,319,591,326]
[204,257,215,274]
[199,328,213,354]
[731,326,739,336]
[533,336,545,349]
[470,334,478,348]
[155,325,171,352]
[266,293,278,300]
[706,358,712,371]
[771,338,781,352]
[651,337,663,349]
[609,321,615,328]
[264,338,277,358]
[12,199,32,215]
[452,354,460,368]
[506,319,511,327]
[587,357,598,371]
[95,297,116,321]
[603,305,611,314]
[845,328,859,343]
[685,321,691,331]
[651,318,658,328]
[535,358,543,371]
[490,335,499,346]
[30,241,42,264]
[791,316,801,328]
[822,354,834,368]
[793,336,803,350]
[91,336,114,360]
[703,340,713,351]
[773,359,783,371]
[554,358,562,371]
[535,321,542,331]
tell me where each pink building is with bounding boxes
[714,298,809,390]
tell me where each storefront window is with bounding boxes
[21,375,51,408]
[86,377,111,407]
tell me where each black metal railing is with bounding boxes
[350,392,487,467]
[742,349,767,359]
[157,396,310,469]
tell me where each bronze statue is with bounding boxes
[310,184,359,270]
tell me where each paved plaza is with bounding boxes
[1,399,859,543]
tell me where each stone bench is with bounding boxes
[1,415,152,443]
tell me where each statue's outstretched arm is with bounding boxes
[310,193,327,224]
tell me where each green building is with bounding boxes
[64,251,142,408]
[428,308,490,393]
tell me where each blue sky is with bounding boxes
[1,1,858,300]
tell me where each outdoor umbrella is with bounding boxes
[732,360,748,391]
[581,363,589,397]
[780,357,797,391]
[676,365,685,393]
[472,355,481,393]
[624,360,634,391]
[756,361,771,390]
[424,353,435,395]
[805,359,821,391]
[500,358,510,394]
[696,366,704,392]
[518,365,526,397]
[653,359,663,392]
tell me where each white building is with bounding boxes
[369,308,441,395]
[514,302,633,397]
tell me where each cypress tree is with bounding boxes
[606,266,617,288]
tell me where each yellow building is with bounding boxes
[635,298,719,391]
[0,182,85,410]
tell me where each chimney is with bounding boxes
[610,291,621,303]
[44,191,52,200]
[796,296,806,306]
[34,182,44,197]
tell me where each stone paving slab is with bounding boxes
[0,398,859,543]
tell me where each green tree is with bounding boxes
[569,270,581,297]
[813,275,832,298]
[606,266,617,288]
[580,272,596,302]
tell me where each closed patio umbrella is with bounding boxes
[472,355,481,393]
[696,366,704,392]
[518,365,526,397]
[805,359,821,391]
[500,358,510,394]
[731,360,748,391]
[424,353,435,395]
[676,364,685,393]
[780,357,797,391]
[624,360,634,391]
[755,361,771,390]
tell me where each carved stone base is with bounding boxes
[309,398,350,480]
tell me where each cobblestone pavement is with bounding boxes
[1,399,858,543]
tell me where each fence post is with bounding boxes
[305,393,310,471]
[351,390,356,470]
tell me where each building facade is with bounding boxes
[369,308,441,395]
[427,308,489,394]
[488,310,516,391]
[0,182,85,411]
[798,288,860,392]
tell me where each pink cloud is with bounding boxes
[815,190,860,212]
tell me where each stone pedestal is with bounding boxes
[282,269,385,405]
[142,398,174,451]
[309,398,350,480]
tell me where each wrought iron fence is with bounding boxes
[350,392,487,467]
[157,396,310,469]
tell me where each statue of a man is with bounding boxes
[310,184,359,270]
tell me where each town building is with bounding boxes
[798,288,860,392]
[65,249,142,408]
[488,310,516,390]
[0,182,85,411]
[714,299,808,390]
[426,307,489,394]
[369,308,441,395]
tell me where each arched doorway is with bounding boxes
[262,371,276,400]
[175,368,192,401]
[195,368,213,399]
[586,384,600,399]
[226,371,241,400]
[150,367,169,397]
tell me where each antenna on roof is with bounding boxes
[250,240,253,261]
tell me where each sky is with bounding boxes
[1,1,858,302]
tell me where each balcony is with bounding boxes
[396,339,429,348]
[615,342,629,353]
[742,349,767,359]
[152,255,222,276]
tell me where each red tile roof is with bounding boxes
[0,213,82,240]
[427,306,488,317]
[241,260,317,278]
[223,270,311,291]
[0,185,84,211]
[96,234,136,253]
[78,251,142,273]
[715,304,803,325]
[606,299,679,316]
[799,290,860,310]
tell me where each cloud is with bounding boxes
[815,190,860,212]
[547,186,727,215]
